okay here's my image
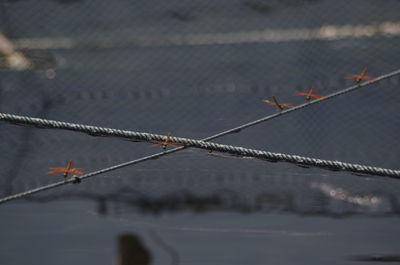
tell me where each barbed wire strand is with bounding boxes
[0,68,399,205]
[2,111,400,177]
[1,68,399,142]
[1,128,399,205]
[205,68,400,141]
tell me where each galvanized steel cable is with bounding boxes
[1,112,400,178]
[1,68,399,142]
[0,68,400,204]
[1,129,399,205]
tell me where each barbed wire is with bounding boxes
[1,128,399,205]
[1,68,400,142]
[1,68,400,205]
[0,150,180,205]
[1,111,400,180]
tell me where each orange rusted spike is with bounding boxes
[262,96,293,111]
[345,68,374,84]
[149,133,183,151]
[48,160,84,180]
[64,160,72,178]
[272,96,282,110]
[294,87,324,101]
[360,68,367,77]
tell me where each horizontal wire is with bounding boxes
[0,68,399,205]
[1,128,399,205]
[1,68,399,143]
[2,113,400,183]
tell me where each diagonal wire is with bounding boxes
[0,150,182,205]
[204,68,400,140]
[1,68,399,142]
[0,68,399,205]
[0,69,400,142]
[1,131,399,205]
[2,113,400,179]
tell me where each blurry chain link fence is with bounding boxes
[0,0,400,216]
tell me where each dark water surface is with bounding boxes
[1,201,400,265]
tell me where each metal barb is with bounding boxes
[1,68,400,205]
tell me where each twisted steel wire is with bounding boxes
[0,68,399,204]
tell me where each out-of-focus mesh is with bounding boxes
[0,0,400,217]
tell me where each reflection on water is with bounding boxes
[310,182,382,207]
[26,184,400,217]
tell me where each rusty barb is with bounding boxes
[47,160,84,181]
[262,96,294,111]
[0,67,400,205]
[345,67,374,84]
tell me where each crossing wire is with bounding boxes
[1,112,400,178]
[0,68,399,205]
[1,68,399,142]
[1,130,399,205]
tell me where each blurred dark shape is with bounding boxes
[23,49,58,72]
[24,187,400,218]
[279,0,320,7]
[53,0,82,4]
[242,1,272,14]
[116,234,152,265]
[168,10,195,22]
[137,191,222,215]
[242,0,320,13]
[255,192,295,212]
[388,194,400,214]
[229,128,242,134]
[350,254,400,262]
[97,197,108,216]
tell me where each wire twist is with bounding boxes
[1,68,400,205]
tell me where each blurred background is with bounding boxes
[0,0,400,264]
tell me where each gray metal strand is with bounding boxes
[1,132,399,206]
[0,180,67,205]
[203,68,400,141]
[0,115,400,178]
[1,68,399,143]
[1,68,400,205]
[1,129,399,206]
[1,114,400,198]
[0,148,185,205]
